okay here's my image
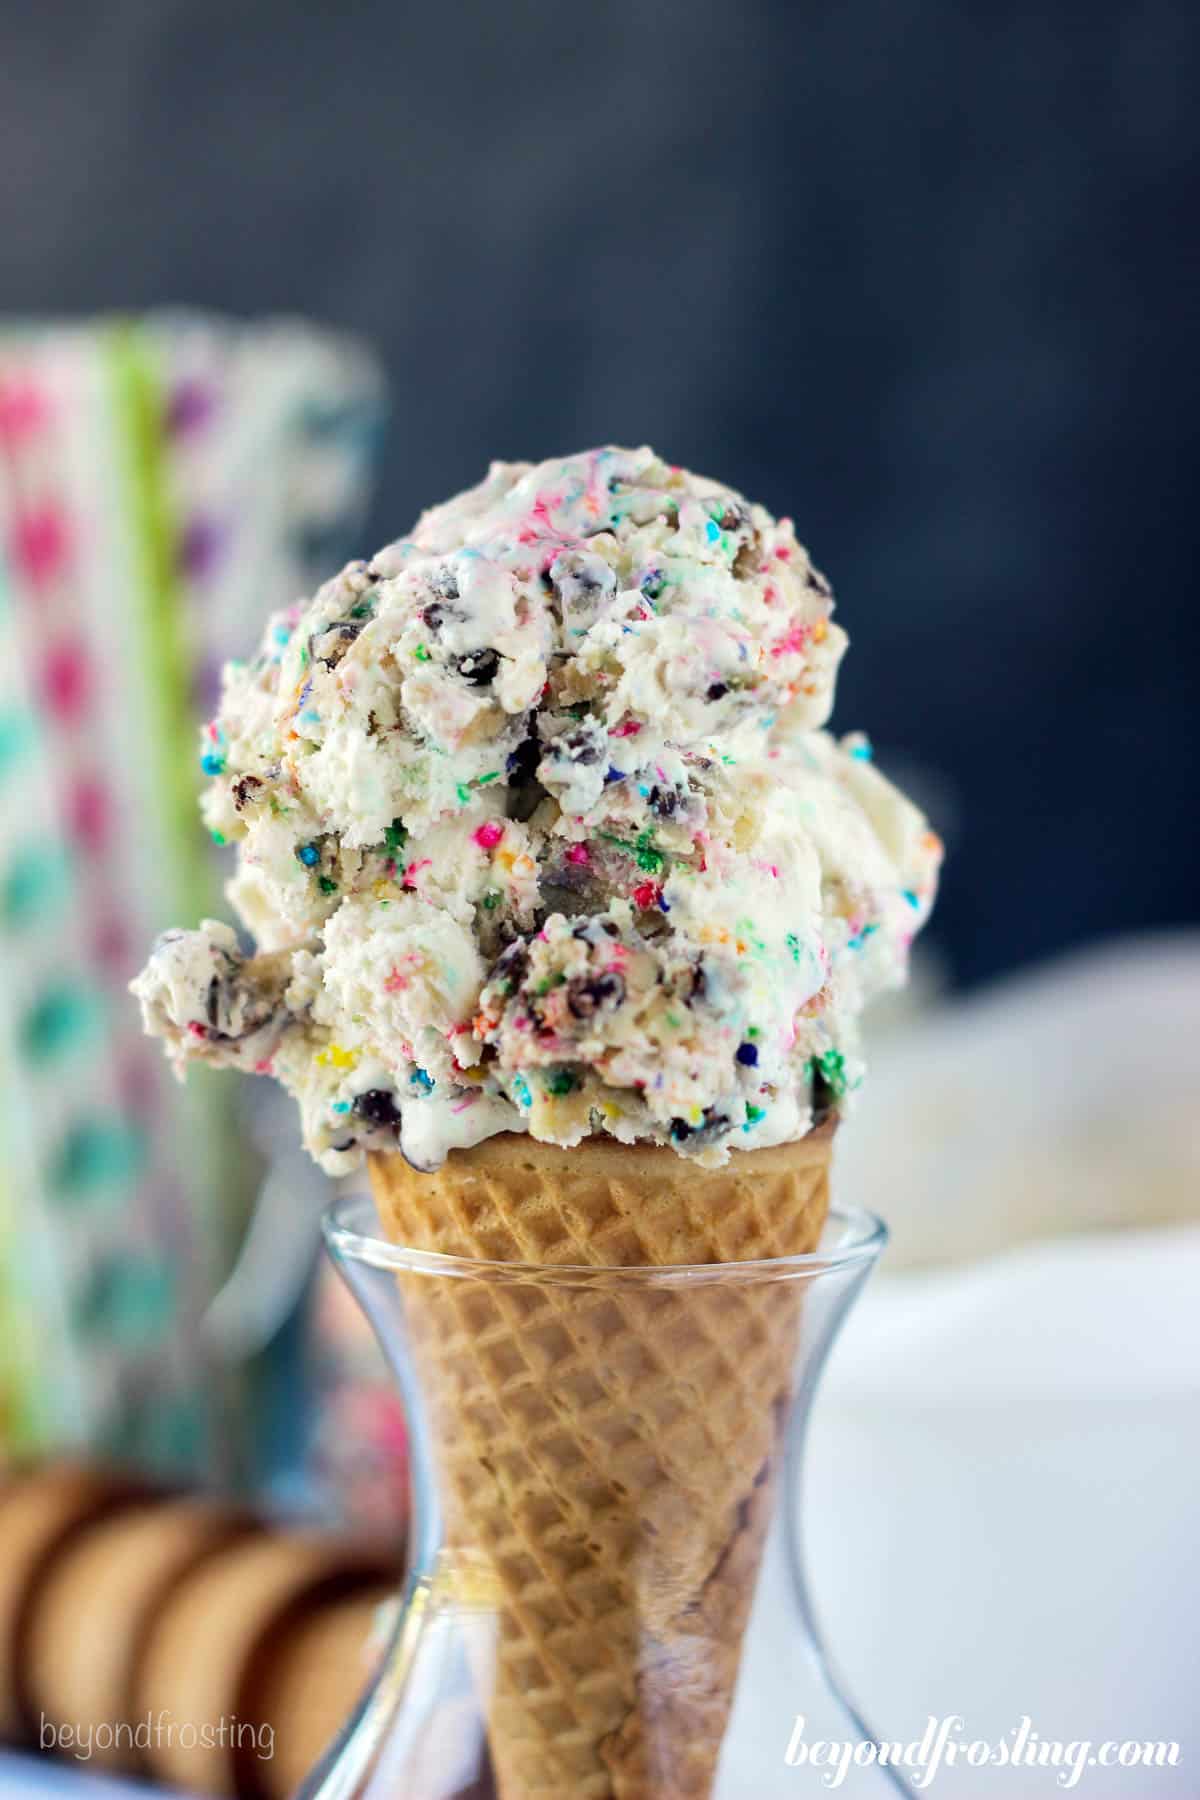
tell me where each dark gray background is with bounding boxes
[4,0,1197,984]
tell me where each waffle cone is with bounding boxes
[368,1119,835,1799]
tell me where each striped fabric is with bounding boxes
[0,316,384,1474]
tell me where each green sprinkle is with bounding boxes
[318,875,338,895]
[210,829,227,846]
[745,1102,765,1125]
[481,889,501,911]
[535,972,566,995]
[546,1068,577,1097]
[634,830,663,874]
[456,782,472,805]
[414,644,431,662]
[348,600,374,620]
[384,819,408,854]
[816,1049,849,1098]
[477,770,500,785]
[786,933,801,963]
[735,916,765,954]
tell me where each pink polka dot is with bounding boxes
[166,378,217,438]
[68,777,111,853]
[92,914,132,971]
[118,1050,161,1119]
[0,378,50,445]
[13,504,70,588]
[41,643,92,721]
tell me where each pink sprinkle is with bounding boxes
[771,623,810,659]
[451,1093,480,1114]
[402,858,432,889]
[566,842,590,866]
[632,880,661,909]
[384,968,408,993]
[611,719,642,738]
[517,494,556,543]
[255,1057,275,1075]
[474,821,504,850]
[187,1021,207,1039]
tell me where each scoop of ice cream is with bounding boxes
[134,446,940,1173]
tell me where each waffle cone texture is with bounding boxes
[368,1119,835,1799]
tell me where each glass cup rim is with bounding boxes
[324,1191,887,1287]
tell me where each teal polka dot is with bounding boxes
[141,1393,208,1469]
[0,711,34,776]
[23,985,101,1060]
[53,1118,145,1195]
[75,1254,175,1347]
[3,845,71,925]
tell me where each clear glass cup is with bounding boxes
[305,1193,910,1798]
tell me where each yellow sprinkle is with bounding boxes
[496,850,515,871]
[317,1042,358,1071]
[459,1065,486,1082]
[813,619,827,642]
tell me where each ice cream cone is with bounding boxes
[368,1117,835,1799]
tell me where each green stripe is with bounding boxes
[106,322,211,919]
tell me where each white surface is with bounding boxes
[796,935,1200,1794]
[0,1754,182,1799]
